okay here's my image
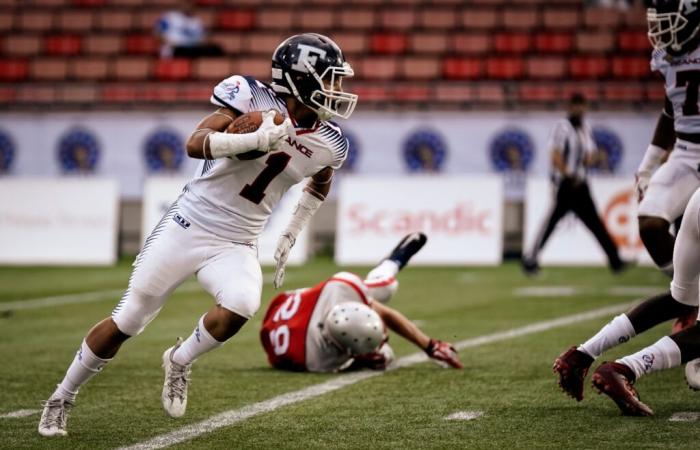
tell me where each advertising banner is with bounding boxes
[0,178,119,265]
[141,177,309,265]
[335,176,504,265]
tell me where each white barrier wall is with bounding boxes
[523,177,654,266]
[141,177,309,265]
[0,178,119,265]
[335,176,503,265]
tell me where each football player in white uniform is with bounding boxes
[260,233,463,373]
[635,0,700,329]
[553,0,700,406]
[38,33,358,437]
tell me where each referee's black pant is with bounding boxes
[527,177,624,270]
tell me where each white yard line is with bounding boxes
[118,300,636,450]
[444,411,484,421]
[0,409,40,419]
[669,412,700,422]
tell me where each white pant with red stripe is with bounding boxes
[112,204,263,336]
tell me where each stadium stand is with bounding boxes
[0,0,652,109]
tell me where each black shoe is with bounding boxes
[521,258,540,277]
[611,260,631,275]
[385,232,427,269]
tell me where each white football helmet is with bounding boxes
[324,303,384,355]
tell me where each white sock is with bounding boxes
[366,260,399,281]
[578,314,636,359]
[172,315,223,366]
[53,340,110,402]
[617,336,681,380]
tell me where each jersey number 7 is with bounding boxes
[677,70,700,116]
[240,152,292,204]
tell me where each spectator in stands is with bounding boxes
[522,93,626,276]
[155,1,222,58]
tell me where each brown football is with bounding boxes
[226,110,285,134]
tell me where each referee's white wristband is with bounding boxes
[208,131,259,159]
[637,144,665,174]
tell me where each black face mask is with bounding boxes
[568,115,582,128]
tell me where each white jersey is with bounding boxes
[178,75,348,242]
[651,47,700,135]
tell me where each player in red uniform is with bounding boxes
[260,233,463,372]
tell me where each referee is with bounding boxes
[522,93,625,275]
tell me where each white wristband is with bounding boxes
[637,144,665,174]
[284,190,324,240]
[208,131,260,159]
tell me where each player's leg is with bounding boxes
[522,181,572,274]
[365,232,427,303]
[160,242,262,417]
[569,182,624,272]
[590,189,700,415]
[39,207,200,436]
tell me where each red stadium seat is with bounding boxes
[256,9,295,30]
[230,57,269,79]
[584,7,621,28]
[125,35,159,55]
[193,58,233,80]
[646,82,665,102]
[501,9,539,30]
[534,32,573,53]
[135,10,164,31]
[218,10,256,30]
[0,87,17,103]
[618,31,650,52]
[526,57,566,79]
[70,58,109,80]
[299,10,335,29]
[210,32,244,54]
[451,33,492,54]
[358,57,399,80]
[379,10,416,30]
[72,0,107,6]
[542,9,580,29]
[32,59,69,80]
[518,84,560,102]
[371,33,407,54]
[0,59,29,81]
[100,84,139,102]
[622,8,646,27]
[474,83,505,103]
[394,85,431,101]
[143,85,179,102]
[575,31,614,53]
[561,83,600,102]
[410,33,448,54]
[330,33,368,54]
[401,57,440,79]
[419,9,456,28]
[569,57,609,79]
[17,86,57,104]
[443,57,482,79]
[60,85,98,103]
[57,10,94,32]
[494,33,531,53]
[84,35,122,55]
[602,83,644,101]
[4,35,42,56]
[460,9,498,29]
[0,11,11,32]
[339,9,376,29]
[154,59,192,81]
[353,85,389,102]
[18,12,54,32]
[612,57,650,79]
[96,11,133,31]
[44,35,82,56]
[486,57,524,79]
[435,84,472,103]
[113,57,151,80]
[246,33,285,55]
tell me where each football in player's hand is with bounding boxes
[227,110,286,160]
[227,110,285,134]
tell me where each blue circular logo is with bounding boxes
[341,130,360,172]
[57,128,100,173]
[489,128,535,173]
[402,128,448,172]
[144,128,185,173]
[0,129,15,174]
[591,127,624,174]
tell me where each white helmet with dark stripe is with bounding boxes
[324,303,384,355]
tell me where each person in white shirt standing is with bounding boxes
[37,33,358,437]
[522,93,625,275]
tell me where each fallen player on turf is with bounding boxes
[259,233,463,372]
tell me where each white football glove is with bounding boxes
[273,232,295,289]
[257,110,294,152]
[635,170,651,203]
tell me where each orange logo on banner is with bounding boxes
[602,189,643,251]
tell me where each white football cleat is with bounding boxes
[162,338,191,418]
[38,397,73,437]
